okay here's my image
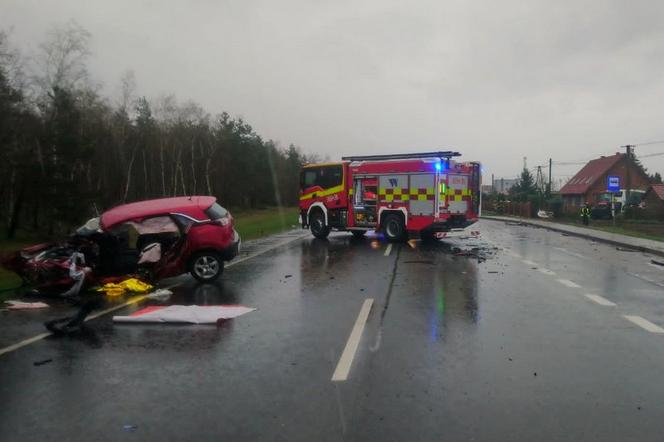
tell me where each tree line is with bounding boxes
[0,22,315,239]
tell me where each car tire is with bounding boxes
[310,211,330,239]
[351,230,366,239]
[190,251,224,282]
[383,214,406,243]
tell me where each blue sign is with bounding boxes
[607,175,620,192]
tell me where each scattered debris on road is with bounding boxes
[113,305,256,324]
[97,278,153,297]
[616,247,637,252]
[33,358,53,366]
[651,259,664,267]
[5,300,49,310]
[145,288,173,301]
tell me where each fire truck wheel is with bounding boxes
[383,214,406,242]
[351,230,366,239]
[310,211,330,239]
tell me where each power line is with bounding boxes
[634,140,664,147]
[639,151,664,159]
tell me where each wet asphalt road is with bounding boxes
[1,221,664,441]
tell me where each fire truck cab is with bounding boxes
[299,151,481,242]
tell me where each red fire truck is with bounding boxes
[299,151,481,242]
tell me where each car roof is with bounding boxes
[101,196,216,230]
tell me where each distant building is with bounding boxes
[643,184,664,219]
[492,178,518,195]
[559,153,650,211]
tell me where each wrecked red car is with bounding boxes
[1,196,240,293]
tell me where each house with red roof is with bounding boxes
[643,184,664,219]
[559,153,651,212]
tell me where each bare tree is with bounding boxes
[32,20,91,94]
[118,69,136,115]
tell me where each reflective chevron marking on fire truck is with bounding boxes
[378,187,435,202]
[379,187,409,202]
[409,188,435,201]
[446,188,472,202]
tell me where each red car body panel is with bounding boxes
[1,196,240,292]
[101,196,217,229]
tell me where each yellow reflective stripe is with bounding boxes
[299,184,345,200]
[426,187,434,195]
[348,188,354,195]
[378,188,387,195]
[417,194,427,201]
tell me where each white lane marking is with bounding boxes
[557,279,581,289]
[584,294,616,306]
[623,315,664,334]
[0,232,309,358]
[384,244,392,257]
[628,272,664,288]
[332,298,374,382]
[554,247,586,259]
[227,232,309,269]
[538,268,556,276]
[86,294,149,321]
[648,262,664,271]
[522,259,537,266]
[0,333,51,357]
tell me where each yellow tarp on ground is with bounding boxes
[97,278,153,297]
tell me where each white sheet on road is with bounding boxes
[113,305,255,324]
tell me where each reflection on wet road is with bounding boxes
[1,221,664,441]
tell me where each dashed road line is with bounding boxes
[384,244,393,256]
[557,279,581,289]
[538,268,556,276]
[332,298,374,382]
[584,294,616,306]
[623,315,664,334]
[522,259,537,266]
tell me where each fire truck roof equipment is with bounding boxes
[341,151,461,161]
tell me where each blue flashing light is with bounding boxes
[434,162,442,172]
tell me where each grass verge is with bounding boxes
[0,239,35,294]
[232,206,300,241]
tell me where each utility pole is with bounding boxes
[547,158,552,197]
[491,174,495,193]
[622,144,634,204]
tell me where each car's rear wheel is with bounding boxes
[383,214,406,243]
[190,252,224,282]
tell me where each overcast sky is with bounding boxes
[2,0,664,181]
